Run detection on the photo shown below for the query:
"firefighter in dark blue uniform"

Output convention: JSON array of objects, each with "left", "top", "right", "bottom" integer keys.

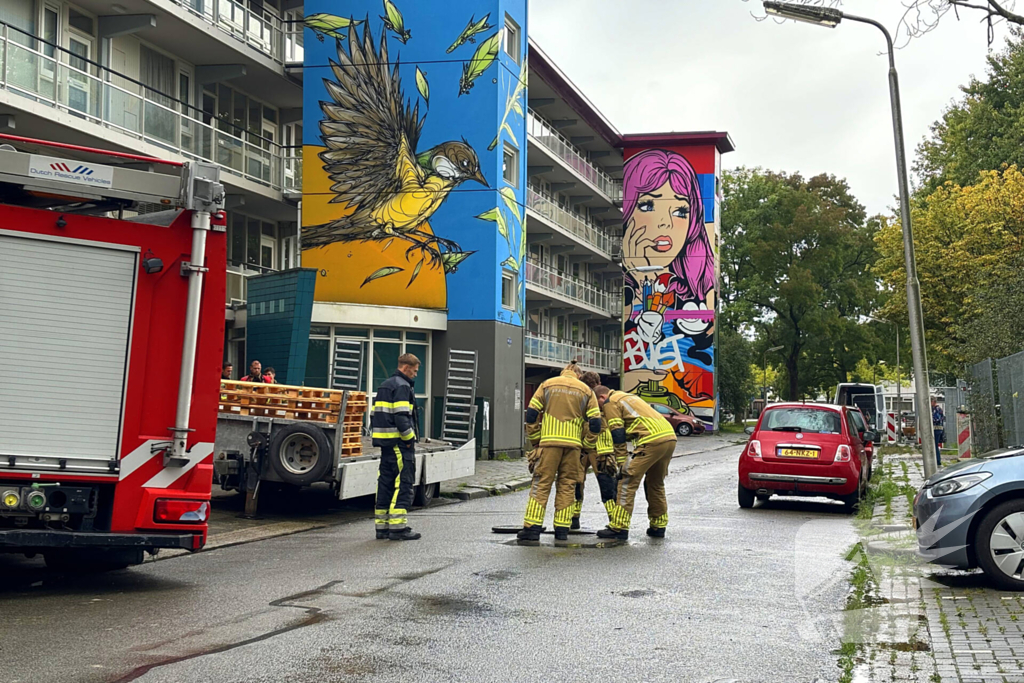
[{"left": 372, "top": 353, "right": 422, "bottom": 541}]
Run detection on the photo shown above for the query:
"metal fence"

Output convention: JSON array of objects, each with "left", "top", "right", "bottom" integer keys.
[{"left": 969, "top": 353, "right": 1024, "bottom": 453}]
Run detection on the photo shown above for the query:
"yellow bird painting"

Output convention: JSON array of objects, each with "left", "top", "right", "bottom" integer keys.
[{"left": 303, "top": 23, "right": 488, "bottom": 267}]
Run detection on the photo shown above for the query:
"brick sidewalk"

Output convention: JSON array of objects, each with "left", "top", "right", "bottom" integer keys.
[{"left": 849, "top": 452, "right": 1024, "bottom": 683}]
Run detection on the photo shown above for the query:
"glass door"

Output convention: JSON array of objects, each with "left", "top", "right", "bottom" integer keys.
[
  {"left": 179, "top": 69, "right": 194, "bottom": 154},
  {"left": 38, "top": 4, "right": 59, "bottom": 100},
  {"left": 66, "top": 35, "right": 92, "bottom": 117}
]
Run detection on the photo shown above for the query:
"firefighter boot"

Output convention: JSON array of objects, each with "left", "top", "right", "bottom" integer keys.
[
  {"left": 376, "top": 530, "right": 389, "bottom": 540},
  {"left": 646, "top": 527, "right": 666, "bottom": 538},
  {"left": 554, "top": 527, "right": 569, "bottom": 541},
  {"left": 517, "top": 525, "right": 543, "bottom": 542},
  {"left": 570, "top": 517, "right": 581, "bottom": 530},
  {"left": 596, "top": 526, "right": 629, "bottom": 540},
  {"left": 389, "top": 528, "right": 422, "bottom": 541}
]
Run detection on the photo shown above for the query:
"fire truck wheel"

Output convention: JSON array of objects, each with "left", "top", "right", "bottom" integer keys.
[
  {"left": 44, "top": 549, "right": 144, "bottom": 572},
  {"left": 268, "top": 424, "right": 332, "bottom": 486}
]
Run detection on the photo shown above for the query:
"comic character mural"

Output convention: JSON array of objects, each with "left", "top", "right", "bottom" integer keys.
[
  {"left": 300, "top": 0, "right": 527, "bottom": 322},
  {"left": 621, "top": 146, "right": 720, "bottom": 426}
]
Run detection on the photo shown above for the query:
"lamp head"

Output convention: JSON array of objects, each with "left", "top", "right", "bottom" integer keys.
[{"left": 763, "top": 1, "right": 842, "bottom": 28}]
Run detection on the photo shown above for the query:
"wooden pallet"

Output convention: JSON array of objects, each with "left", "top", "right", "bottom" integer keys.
[{"left": 219, "top": 380, "right": 367, "bottom": 427}]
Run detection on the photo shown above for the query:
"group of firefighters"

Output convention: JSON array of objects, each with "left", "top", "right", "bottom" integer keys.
[
  {"left": 520, "top": 362, "right": 677, "bottom": 542},
  {"left": 368, "top": 355, "right": 678, "bottom": 543}
]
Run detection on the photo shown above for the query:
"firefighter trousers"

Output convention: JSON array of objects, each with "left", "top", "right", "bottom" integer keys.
[
  {"left": 524, "top": 445, "right": 581, "bottom": 529},
  {"left": 607, "top": 439, "right": 675, "bottom": 531},
  {"left": 375, "top": 444, "right": 416, "bottom": 530},
  {"left": 574, "top": 450, "right": 618, "bottom": 522}
]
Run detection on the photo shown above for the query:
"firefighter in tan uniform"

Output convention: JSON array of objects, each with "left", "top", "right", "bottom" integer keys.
[
  {"left": 519, "top": 364, "right": 602, "bottom": 542},
  {"left": 594, "top": 386, "right": 677, "bottom": 540},
  {"left": 573, "top": 372, "right": 620, "bottom": 528}
]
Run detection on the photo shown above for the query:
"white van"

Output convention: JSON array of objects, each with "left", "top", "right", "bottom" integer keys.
[{"left": 833, "top": 383, "right": 885, "bottom": 442}]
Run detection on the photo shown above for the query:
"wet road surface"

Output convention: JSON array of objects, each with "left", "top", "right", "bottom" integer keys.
[{"left": 1, "top": 440, "right": 858, "bottom": 683}]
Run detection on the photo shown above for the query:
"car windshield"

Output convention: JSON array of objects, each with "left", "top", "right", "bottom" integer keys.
[
  {"left": 651, "top": 404, "right": 671, "bottom": 415},
  {"left": 762, "top": 408, "right": 841, "bottom": 434}
]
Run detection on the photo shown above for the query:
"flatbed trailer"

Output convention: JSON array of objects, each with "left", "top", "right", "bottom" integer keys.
[{"left": 213, "top": 411, "right": 475, "bottom": 510}]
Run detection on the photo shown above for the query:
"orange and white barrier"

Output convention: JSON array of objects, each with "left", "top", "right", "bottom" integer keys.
[
  {"left": 886, "top": 412, "right": 899, "bottom": 443},
  {"left": 957, "top": 412, "right": 972, "bottom": 459}
]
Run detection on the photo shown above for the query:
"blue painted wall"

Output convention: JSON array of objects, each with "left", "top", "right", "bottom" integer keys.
[
  {"left": 246, "top": 269, "right": 318, "bottom": 385},
  {"left": 301, "top": 0, "right": 527, "bottom": 325}
]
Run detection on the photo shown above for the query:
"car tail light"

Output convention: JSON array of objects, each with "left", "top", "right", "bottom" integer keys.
[
  {"left": 747, "top": 440, "right": 762, "bottom": 458},
  {"left": 835, "top": 445, "right": 853, "bottom": 462},
  {"left": 155, "top": 499, "right": 209, "bottom": 524}
]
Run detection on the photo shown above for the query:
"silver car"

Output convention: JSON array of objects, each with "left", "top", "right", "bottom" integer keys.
[{"left": 914, "top": 446, "right": 1024, "bottom": 590}]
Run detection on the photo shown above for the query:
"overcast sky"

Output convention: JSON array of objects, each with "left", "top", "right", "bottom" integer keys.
[{"left": 530, "top": 0, "right": 1011, "bottom": 216}]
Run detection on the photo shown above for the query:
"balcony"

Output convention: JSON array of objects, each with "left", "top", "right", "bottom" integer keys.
[
  {"left": 525, "top": 332, "right": 619, "bottom": 375},
  {"left": 170, "top": 0, "right": 302, "bottom": 66},
  {"left": 527, "top": 110, "right": 622, "bottom": 204},
  {"left": 526, "top": 186, "right": 616, "bottom": 259},
  {"left": 225, "top": 261, "right": 277, "bottom": 306},
  {"left": 525, "top": 259, "right": 618, "bottom": 318},
  {"left": 0, "top": 24, "right": 300, "bottom": 195}
]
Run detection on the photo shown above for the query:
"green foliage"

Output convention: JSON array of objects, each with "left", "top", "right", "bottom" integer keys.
[
  {"left": 717, "top": 326, "right": 755, "bottom": 420},
  {"left": 875, "top": 167, "right": 1024, "bottom": 369},
  {"left": 916, "top": 29, "right": 1024, "bottom": 193},
  {"left": 721, "top": 168, "right": 881, "bottom": 400}
]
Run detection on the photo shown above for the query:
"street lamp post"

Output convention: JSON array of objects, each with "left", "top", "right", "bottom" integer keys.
[
  {"left": 763, "top": 345, "right": 784, "bottom": 413},
  {"left": 762, "top": 1, "right": 937, "bottom": 478}
]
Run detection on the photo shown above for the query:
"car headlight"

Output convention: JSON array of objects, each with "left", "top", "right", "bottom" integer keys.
[{"left": 931, "top": 472, "right": 992, "bottom": 497}]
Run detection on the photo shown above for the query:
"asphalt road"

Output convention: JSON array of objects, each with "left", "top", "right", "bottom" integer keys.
[{"left": 0, "top": 439, "right": 858, "bottom": 683}]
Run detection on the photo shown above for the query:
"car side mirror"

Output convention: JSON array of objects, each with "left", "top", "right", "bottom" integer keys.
[
  {"left": 744, "top": 426, "right": 755, "bottom": 435},
  {"left": 862, "top": 431, "right": 877, "bottom": 443}
]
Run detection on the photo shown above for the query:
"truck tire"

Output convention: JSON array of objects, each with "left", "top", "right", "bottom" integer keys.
[
  {"left": 414, "top": 481, "right": 439, "bottom": 507},
  {"left": 268, "top": 424, "right": 332, "bottom": 486}
]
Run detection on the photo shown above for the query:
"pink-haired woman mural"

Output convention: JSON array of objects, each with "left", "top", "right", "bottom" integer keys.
[{"left": 621, "top": 149, "right": 715, "bottom": 408}]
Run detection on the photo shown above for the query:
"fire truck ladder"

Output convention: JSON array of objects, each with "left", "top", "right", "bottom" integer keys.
[{"left": 440, "top": 349, "right": 478, "bottom": 446}]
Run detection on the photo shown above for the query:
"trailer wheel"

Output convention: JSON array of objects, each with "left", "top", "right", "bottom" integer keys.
[
  {"left": 414, "top": 481, "right": 439, "bottom": 507},
  {"left": 268, "top": 424, "right": 332, "bottom": 486}
]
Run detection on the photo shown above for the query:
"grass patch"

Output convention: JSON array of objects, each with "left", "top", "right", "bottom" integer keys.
[{"left": 718, "top": 422, "right": 749, "bottom": 435}]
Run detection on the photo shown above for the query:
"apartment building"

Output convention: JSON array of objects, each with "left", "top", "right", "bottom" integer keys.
[
  {"left": 1, "top": 0, "right": 727, "bottom": 453},
  {"left": 0, "top": 0, "right": 303, "bottom": 373}
]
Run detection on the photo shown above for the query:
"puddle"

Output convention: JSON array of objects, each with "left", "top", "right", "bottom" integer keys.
[
  {"left": 474, "top": 569, "right": 518, "bottom": 581},
  {"left": 617, "top": 589, "right": 656, "bottom": 598}
]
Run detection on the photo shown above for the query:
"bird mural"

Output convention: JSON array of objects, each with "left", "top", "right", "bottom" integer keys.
[{"left": 303, "top": 23, "right": 488, "bottom": 271}]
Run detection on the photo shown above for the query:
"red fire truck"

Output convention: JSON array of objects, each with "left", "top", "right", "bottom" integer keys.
[{"left": 0, "top": 135, "right": 225, "bottom": 570}]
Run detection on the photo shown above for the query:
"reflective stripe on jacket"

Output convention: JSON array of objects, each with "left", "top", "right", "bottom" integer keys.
[
  {"left": 526, "top": 369, "right": 600, "bottom": 448},
  {"left": 371, "top": 371, "right": 418, "bottom": 447}
]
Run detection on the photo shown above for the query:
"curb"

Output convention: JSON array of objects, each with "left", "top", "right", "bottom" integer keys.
[
  {"left": 865, "top": 532, "right": 919, "bottom": 559},
  {"left": 453, "top": 487, "right": 491, "bottom": 500}
]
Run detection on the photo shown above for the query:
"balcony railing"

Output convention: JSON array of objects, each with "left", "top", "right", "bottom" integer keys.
[
  {"left": 525, "top": 332, "right": 620, "bottom": 374},
  {"left": 525, "top": 259, "right": 618, "bottom": 317},
  {"left": 226, "top": 260, "right": 278, "bottom": 305},
  {"left": 0, "top": 24, "right": 299, "bottom": 194},
  {"left": 527, "top": 110, "right": 622, "bottom": 202},
  {"left": 526, "top": 186, "right": 616, "bottom": 258},
  {"left": 172, "top": 0, "right": 298, "bottom": 65}
]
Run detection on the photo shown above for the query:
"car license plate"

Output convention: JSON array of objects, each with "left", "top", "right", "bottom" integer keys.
[{"left": 778, "top": 448, "right": 818, "bottom": 459}]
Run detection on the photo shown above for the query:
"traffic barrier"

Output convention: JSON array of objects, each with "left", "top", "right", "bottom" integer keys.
[
  {"left": 957, "top": 412, "right": 972, "bottom": 459},
  {"left": 886, "top": 412, "right": 899, "bottom": 443}
]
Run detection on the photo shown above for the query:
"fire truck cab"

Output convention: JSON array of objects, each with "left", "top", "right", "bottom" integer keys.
[{"left": 0, "top": 135, "right": 225, "bottom": 570}]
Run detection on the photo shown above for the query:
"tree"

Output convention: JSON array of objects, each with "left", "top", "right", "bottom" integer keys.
[
  {"left": 748, "top": 1, "right": 1024, "bottom": 45},
  {"left": 875, "top": 166, "right": 1024, "bottom": 370},
  {"left": 721, "top": 169, "right": 880, "bottom": 400},
  {"left": 916, "top": 30, "right": 1024, "bottom": 193},
  {"left": 718, "top": 326, "right": 755, "bottom": 421}
]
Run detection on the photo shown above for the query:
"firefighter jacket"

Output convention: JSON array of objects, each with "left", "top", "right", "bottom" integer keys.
[
  {"left": 525, "top": 369, "right": 601, "bottom": 448},
  {"left": 371, "top": 371, "right": 418, "bottom": 448},
  {"left": 601, "top": 390, "right": 676, "bottom": 461}
]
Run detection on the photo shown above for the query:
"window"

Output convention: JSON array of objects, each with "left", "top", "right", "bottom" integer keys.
[
  {"left": 502, "top": 142, "right": 519, "bottom": 187},
  {"left": 763, "top": 408, "right": 841, "bottom": 434},
  {"left": 651, "top": 403, "right": 672, "bottom": 415},
  {"left": 503, "top": 14, "right": 520, "bottom": 63},
  {"left": 501, "top": 270, "right": 515, "bottom": 310}
]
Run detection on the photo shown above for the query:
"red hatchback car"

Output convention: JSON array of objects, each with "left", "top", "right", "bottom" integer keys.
[{"left": 738, "top": 403, "right": 875, "bottom": 512}]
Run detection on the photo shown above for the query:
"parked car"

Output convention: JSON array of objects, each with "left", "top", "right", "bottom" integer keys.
[
  {"left": 834, "top": 383, "right": 885, "bottom": 442},
  {"left": 913, "top": 446, "right": 1024, "bottom": 591},
  {"left": 648, "top": 402, "right": 706, "bottom": 437},
  {"left": 738, "top": 403, "right": 875, "bottom": 512}
]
